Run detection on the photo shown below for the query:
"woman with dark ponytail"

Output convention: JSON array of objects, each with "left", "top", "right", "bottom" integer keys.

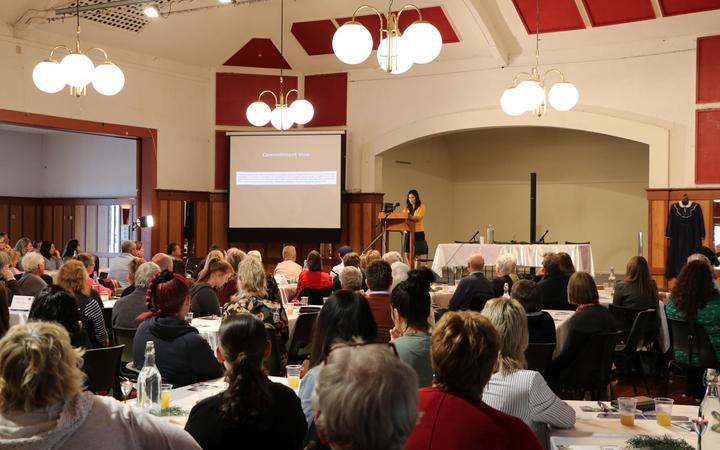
[{"left": 185, "top": 314, "right": 306, "bottom": 449}]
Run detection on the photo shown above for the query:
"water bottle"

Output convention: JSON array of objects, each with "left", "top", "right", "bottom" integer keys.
[
  {"left": 503, "top": 283, "right": 510, "bottom": 299},
  {"left": 137, "top": 341, "right": 162, "bottom": 415},
  {"left": 303, "top": 259, "right": 308, "bottom": 270},
  {"left": 700, "top": 369, "right": 719, "bottom": 446},
  {"left": 486, "top": 224, "right": 494, "bottom": 244},
  {"left": 607, "top": 267, "right": 616, "bottom": 294}
]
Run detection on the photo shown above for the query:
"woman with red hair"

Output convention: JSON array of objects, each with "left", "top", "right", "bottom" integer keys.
[{"left": 132, "top": 270, "right": 222, "bottom": 387}]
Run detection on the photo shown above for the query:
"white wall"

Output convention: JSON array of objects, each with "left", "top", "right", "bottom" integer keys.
[{"left": 0, "top": 129, "right": 136, "bottom": 197}]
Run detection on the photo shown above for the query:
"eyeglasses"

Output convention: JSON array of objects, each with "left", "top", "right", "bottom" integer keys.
[{"left": 323, "top": 341, "right": 398, "bottom": 365}]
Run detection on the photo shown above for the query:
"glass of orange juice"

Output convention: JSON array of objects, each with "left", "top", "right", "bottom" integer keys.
[
  {"left": 287, "top": 364, "right": 301, "bottom": 390},
  {"left": 654, "top": 397, "right": 673, "bottom": 426},
  {"left": 286, "top": 304, "right": 294, "bottom": 315},
  {"left": 161, "top": 383, "right": 172, "bottom": 409},
  {"left": 618, "top": 397, "right": 637, "bottom": 426}
]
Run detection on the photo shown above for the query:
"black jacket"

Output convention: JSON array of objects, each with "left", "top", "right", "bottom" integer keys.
[
  {"left": 185, "top": 382, "right": 306, "bottom": 450},
  {"left": 527, "top": 311, "right": 556, "bottom": 344},
  {"left": 538, "top": 272, "right": 574, "bottom": 310},
  {"left": 133, "top": 315, "right": 223, "bottom": 387},
  {"left": 448, "top": 272, "right": 494, "bottom": 311},
  {"left": 190, "top": 282, "right": 222, "bottom": 317},
  {"left": 612, "top": 280, "right": 659, "bottom": 311}
]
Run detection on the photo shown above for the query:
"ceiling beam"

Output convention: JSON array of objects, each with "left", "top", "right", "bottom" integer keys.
[
  {"left": 573, "top": 0, "right": 593, "bottom": 28},
  {"left": 463, "top": 0, "right": 520, "bottom": 67}
]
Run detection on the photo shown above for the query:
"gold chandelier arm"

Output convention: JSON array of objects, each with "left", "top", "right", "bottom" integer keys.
[
  {"left": 285, "top": 89, "right": 300, "bottom": 102},
  {"left": 86, "top": 47, "right": 110, "bottom": 61},
  {"left": 48, "top": 45, "right": 71, "bottom": 60},
  {"left": 351, "top": 5, "right": 384, "bottom": 32},
  {"left": 511, "top": 71, "right": 533, "bottom": 86},
  {"left": 258, "top": 90, "right": 279, "bottom": 105},
  {"left": 543, "top": 68, "right": 566, "bottom": 83},
  {"left": 396, "top": 4, "right": 423, "bottom": 27}
]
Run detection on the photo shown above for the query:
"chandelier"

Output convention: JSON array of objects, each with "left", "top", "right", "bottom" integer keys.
[
  {"left": 332, "top": 2, "right": 442, "bottom": 74},
  {"left": 245, "top": 0, "right": 314, "bottom": 130},
  {"left": 32, "top": 2, "right": 125, "bottom": 97},
  {"left": 500, "top": 0, "right": 578, "bottom": 116}
]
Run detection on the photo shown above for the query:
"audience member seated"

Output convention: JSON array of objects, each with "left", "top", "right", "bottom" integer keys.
[
  {"left": 132, "top": 240, "right": 145, "bottom": 259},
  {"left": 311, "top": 343, "right": 418, "bottom": 450},
  {"left": 151, "top": 252, "right": 173, "bottom": 272},
  {"left": 134, "top": 270, "right": 222, "bottom": 387},
  {"left": 16, "top": 252, "right": 46, "bottom": 298},
  {"left": 491, "top": 253, "right": 518, "bottom": 297},
  {"left": 216, "top": 248, "right": 246, "bottom": 307},
  {"left": 0, "top": 282, "right": 8, "bottom": 338},
  {"left": 448, "top": 254, "right": 494, "bottom": 311},
  {"left": 332, "top": 252, "right": 362, "bottom": 291},
  {"left": 294, "top": 250, "right": 332, "bottom": 301},
  {"left": 665, "top": 260, "right": 720, "bottom": 366},
  {"left": 191, "top": 254, "right": 232, "bottom": 317},
  {"left": 75, "top": 253, "right": 113, "bottom": 298},
  {"left": 391, "top": 261, "right": 410, "bottom": 290},
  {"left": 383, "top": 251, "right": 403, "bottom": 265},
  {"left": 548, "top": 272, "right": 616, "bottom": 383},
  {"left": 405, "top": 311, "right": 542, "bottom": 450},
  {"left": 223, "top": 256, "right": 289, "bottom": 346},
  {"left": 167, "top": 242, "right": 185, "bottom": 274},
  {"left": 338, "top": 266, "right": 362, "bottom": 291},
  {"left": 512, "top": 280, "right": 555, "bottom": 343},
  {"left": 0, "top": 232, "right": 6, "bottom": 251},
  {"left": 612, "top": 256, "right": 659, "bottom": 310},
  {"left": 56, "top": 260, "right": 108, "bottom": 348},
  {"left": 185, "top": 314, "right": 306, "bottom": 448},
  {"left": 298, "top": 290, "right": 377, "bottom": 426},
  {"left": 39, "top": 240, "right": 63, "bottom": 271},
  {"left": 119, "top": 257, "right": 143, "bottom": 298},
  {"left": 28, "top": 285, "right": 89, "bottom": 347},
  {"left": 4, "top": 249, "right": 21, "bottom": 276},
  {"left": 192, "top": 247, "right": 226, "bottom": 280},
  {"left": 13, "top": 237, "right": 33, "bottom": 271},
  {"left": 538, "top": 253, "right": 574, "bottom": 310},
  {"left": 247, "top": 251, "right": 280, "bottom": 303},
  {"left": 61, "top": 239, "right": 80, "bottom": 262},
  {"left": 108, "top": 240, "right": 137, "bottom": 288},
  {"left": 274, "top": 245, "right": 303, "bottom": 283},
  {"left": 0, "top": 252, "right": 20, "bottom": 299},
  {"left": 391, "top": 277, "right": 433, "bottom": 387},
  {"left": 365, "top": 260, "right": 395, "bottom": 342},
  {"left": 330, "top": 245, "right": 353, "bottom": 279},
  {"left": 0, "top": 322, "right": 201, "bottom": 449},
  {"left": 481, "top": 297, "right": 575, "bottom": 441},
  {"left": 361, "top": 249, "right": 382, "bottom": 272},
  {"left": 558, "top": 252, "right": 576, "bottom": 274},
  {"left": 112, "top": 262, "right": 161, "bottom": 329}
]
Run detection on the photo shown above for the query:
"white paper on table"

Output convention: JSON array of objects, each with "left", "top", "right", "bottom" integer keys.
[{"left": 9, "top": 295, "right": 34, "bottom": 312}]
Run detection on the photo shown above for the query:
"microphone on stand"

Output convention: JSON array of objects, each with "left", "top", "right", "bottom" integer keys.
[
  {"left": 392, "top": 202, "right": 400, "bottom": 211},
  {"left": 537, "top": 229, "right": 549, "bottom": 244},
  {"left": 470, "top": 230, "right": 480, "bottom": 242}
]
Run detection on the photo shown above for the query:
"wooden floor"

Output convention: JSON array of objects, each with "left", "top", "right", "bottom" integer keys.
[{"left": 606, "top": 373, "right": 702, "bottom": 407}]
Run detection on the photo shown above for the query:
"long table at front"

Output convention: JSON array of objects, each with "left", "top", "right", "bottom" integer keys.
[{"left": 431, "top": 243, "right": 595, "bottom": 276}]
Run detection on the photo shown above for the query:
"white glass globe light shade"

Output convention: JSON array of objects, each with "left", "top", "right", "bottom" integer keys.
[
  {"left": 32, "top": 60, "right": 65, "bottom": 93},
  {"left": 376, "top": 35, "right": 413, "bottom": 74},
  {"left": 246, "top": 101, "right": 272, "bottom": 126},
  {"left": 60, "top": 53, "right": 95, "bottom": 88},
  {"left": 403, "top": 21, "right": 442, "bottom": 64},
  {"left": 500, "top": 88, "right": 525, "bottom": 116},
  {"left": 270, "top": 106, "right": 294, "bottom": 130},
  {"left": 332, "top": 21, "right": 373, "bottom": 65},
  {"left": 515, "top": 80, "right": 545, "bottom": 111},
  {"left": 289, "top": 99, "right": 314, "bottom": 125},
  {"left": 91, "top": 62, "right": 125, "bottom": 96},
  {"left": 548, "top": 82, "right": 579, "bottom": 111}
]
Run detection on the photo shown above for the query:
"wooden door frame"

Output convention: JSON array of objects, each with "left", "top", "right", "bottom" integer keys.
[{"left": 0, "top": 108, "right": 158, "bottom": 258}]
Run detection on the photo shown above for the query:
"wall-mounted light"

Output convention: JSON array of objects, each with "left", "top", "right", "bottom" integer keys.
[
  {"left": 143, "top": 4, "right": 159, "bottom": 18},
  {"left": 132, "top": 215, "right": 154, "bottom": 230}
]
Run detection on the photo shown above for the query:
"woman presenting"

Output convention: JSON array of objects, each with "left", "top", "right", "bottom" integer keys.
[{"left": 403, "top": 189, "right": 428, "bottom": 268}]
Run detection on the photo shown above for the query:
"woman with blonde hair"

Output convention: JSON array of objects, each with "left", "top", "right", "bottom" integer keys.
[
  {"left": 215, "top": 248, "right": 247, "bottom": 307},
  {"left": 191, "top": 253, "right": 233, "bottom": 317},
  {"left": 119, "top": 256, "right": 144, "bottom": 298},
  {"left": 56, "top": 260, "right": 108, "bottom": 348},
  {"left": 0, "top": 322, "right": 201, "bottom": 448},
  {"left": 481, "top": 297, "right": 575, "bottom": 441}
]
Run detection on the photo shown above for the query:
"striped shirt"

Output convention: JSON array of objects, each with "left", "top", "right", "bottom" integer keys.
[
  {"left": 482, "top": 369, "right": 575, "bottom": 443},
  {"left": 81, "top": 295, "right": 108, "bottom": 347}
]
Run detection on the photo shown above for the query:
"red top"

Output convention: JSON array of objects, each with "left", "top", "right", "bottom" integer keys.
[
  {"left": 364, "top": 292, "right": 393, "bottom": 343},
  {"left": 293, "top": 270, "right": 332, "bottom": 301},
  {"left": 406, "top": 387, "right": 542, "bottom": 450}
]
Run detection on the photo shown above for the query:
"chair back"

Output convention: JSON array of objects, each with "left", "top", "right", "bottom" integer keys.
[
  {"left": 185, "top": 257, "right": 204, "bottom": 276},
  {"left": 468, "top": 294, "right": 490, "bottom": 312},
  {"left": 287, "top": 312, "right": 318, "bottom": 365},
  {"left": 560, "top": 331, "right": 621, "bottom": 399},
  {"left": 609, "top": 304, "right": 643, "bottom": 334},
  {"left": 298, "top": 288, "right": 332, "bottom": 306},
  {"left": 621, "top": 310, "right": 658, "bottom": 355},
  {"left": 264, "top": 325, "right": 285, "bottom": 377},
  {"left": 434, "top": 307, "right": 448, "bottom": 323},
  {"left": 667, "top": 318, "right": 720, "bottom": 369},
  {"left": 525, "top": 342, "right": 556, "bottom": 377},
  {"left": 83, "top": 344, "right": 124, "bottom": 400},
  {"left": 102, "top": 307, "right": 113, "bottom": 345},
  {"left": 113, "top": 327, "right": 137, "bottom": 364}
]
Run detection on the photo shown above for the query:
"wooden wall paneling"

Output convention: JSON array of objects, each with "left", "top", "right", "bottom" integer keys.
[
  {"left": 41, "top": 205, "right": 52, "bottom": 242},
  {"left": 168, "top": 200, "right": 184, "bottom": 246},
  {"left": 97, "top": 205, "right": 109, "bottom": 255},
  {"left": 62, "top": 205, "right": 74, "bottom": 245},
  {"left": 9, "top": 204, "right": 22, "bottom": 242},
  {"left": 0, "top": 203, "right": 8, "bottom": 235},
  {"left": 361, "top": 202, "right": 376, "bottom": 250},
  {"left": 649, "top": 200, "right": 668, "bottom": 270},
  {"left": 348, "top": 202, "right": 362, "bottom": 253},
  {"left": 74, "top": 205, "right": 85, "bottom": 250},
  {"left": 158, "top": 200, "right": 169, "bottom": 254},
  {"left": 22, "top": 205, "right": 37, "bottom": 240},
  {"left": 52, "top": 205, "right": 63, "bottom": 248},
  {"left": 697, "top": 199, "right": 713, "bottom": 248},
  {"left": 194, "top": 200, "right": 209, "bottom": 257},
  {"left": 85, "top": 206, "right": 98, "bottom": 252},
  {"left": 209, "top": 195, "right": 228, "bottom": 250}
]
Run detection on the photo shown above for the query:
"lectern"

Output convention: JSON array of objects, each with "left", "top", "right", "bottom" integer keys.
[{"left": 377, "top": 212, "right": 416, "bottom": 263}]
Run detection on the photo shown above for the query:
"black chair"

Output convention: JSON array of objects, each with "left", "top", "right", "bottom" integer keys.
[
  {"left": 614, "top": 310, "right": 658, "bottom": 396},
  {"left": 525, "top": 343, "right": 556, "bottom": 377},
  {"left": 434, "top": 307, "right": 448, "bottom": 323},
  {"left": 113, "top": 327, "right": 137, "bottom": 365},
  {"left": 555, "top": 331, "right": 621, "bottom": 400},
  {"left": 287, "top": 312, "right": 318, "bottom": 365},
  {"left": 468, "top": 294, "right": 491, "bottom": 312},
  {"left": 102, "top": 307, "right": 113, "bottom": 345},
  {"left": 297, "top": 288, "right": 332, "bottom": 306},
  {"left": 83, "top": 344, "right": 125, "bottom": 400},
  {"left": 665, "top": 317, "right": 720, "bottom": 396},
  {"left": 265, "top": 325, "right": 285, "bottom": 377},
  {"left": 609, "top": 304, "right": 646, "bottom": 342}
]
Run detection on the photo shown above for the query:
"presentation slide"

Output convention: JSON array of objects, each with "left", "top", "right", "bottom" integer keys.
[{"left": 229, "top": 133, "right": 342, "bottom": 232}]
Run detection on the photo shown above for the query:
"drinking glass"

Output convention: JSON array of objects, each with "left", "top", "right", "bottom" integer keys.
[
  {"left": 287, "top": 364, "right": 301, "bottom": 390},
  {"left": 286, "top": 304, "right": 294, "bottom": 315},
  {"left": 618, "top": 397, "right": 637, "bottom": 426},
  {"left": 161, "top": 383, "right": 172, "bottom": 409},
  {"left": 120, "top": 378, "right": 133, "bottom": 401},
  {"left": 654, "top": 397, "right": 673, "bottom": 426},
  {"left": 300, "top": 296, "right": 309, "bottom": 307},
  {"left": 185, "top": 312, "right": 193, "bottom": 324}
]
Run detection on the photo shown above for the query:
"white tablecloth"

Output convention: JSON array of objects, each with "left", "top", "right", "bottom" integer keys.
[
  {"left": 190, "top": 313, "right": 300, "bottom": 352},
  {"left": 430, "top": 285, "right": 456, "bottom": 308},
  {"left": 431, "top": 243, "right": 594, "bottom": 276}
]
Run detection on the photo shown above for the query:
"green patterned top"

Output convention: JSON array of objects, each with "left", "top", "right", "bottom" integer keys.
[{"left": 665, "top": 294, "right": 720, "bottom": 366}]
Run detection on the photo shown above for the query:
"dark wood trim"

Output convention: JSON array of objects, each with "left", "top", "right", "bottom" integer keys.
[
  {"left": 645, "top": 189, "right": 669, "bottom": 200},
  {"left": 157, "top": 190, "right": 212, "bottom": 202},
  {"left": 0, "top": 197, "right": 135, "bottom": 205},
  {"left": 343, "top": 192, "right": 384, "bottom": 203}
]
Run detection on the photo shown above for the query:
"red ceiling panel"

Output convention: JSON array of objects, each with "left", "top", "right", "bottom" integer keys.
[
  {"left": 335, "top": 14, "right": 386, "bottom": 49},
  {"left": 659, "top": 0, "right": 720, "bottom": 16},
  {"left": 695, "top": 109, "right": 720, "bottom": 184},
  {"left": 215, "top": 73, "right": 298, "bottom": 127},
  {"left": 304, "top": 72, "right": 347, "bottom": 127},
  {"left": 223, "top": 38, "right": 291, "bottom": 69},
  {"left": 697, "top": 35, "right": 720, "bottom": 103},
  {"left": 582, "top": 0, "right": 656, "bottom": 26},
  {"left": 292, "top": 20, "right": 337, "bottom": 56},
  {"left": 215, "top": 130, "right": 230, "bottom": 190},
  {"left": 512, "top": 0, "right": 585, "bottom": 33}
]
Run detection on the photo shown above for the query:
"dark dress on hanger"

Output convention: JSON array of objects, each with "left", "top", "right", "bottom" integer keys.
[{"left": 665, "top": 202, "right": 705, "bottom": 279}]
